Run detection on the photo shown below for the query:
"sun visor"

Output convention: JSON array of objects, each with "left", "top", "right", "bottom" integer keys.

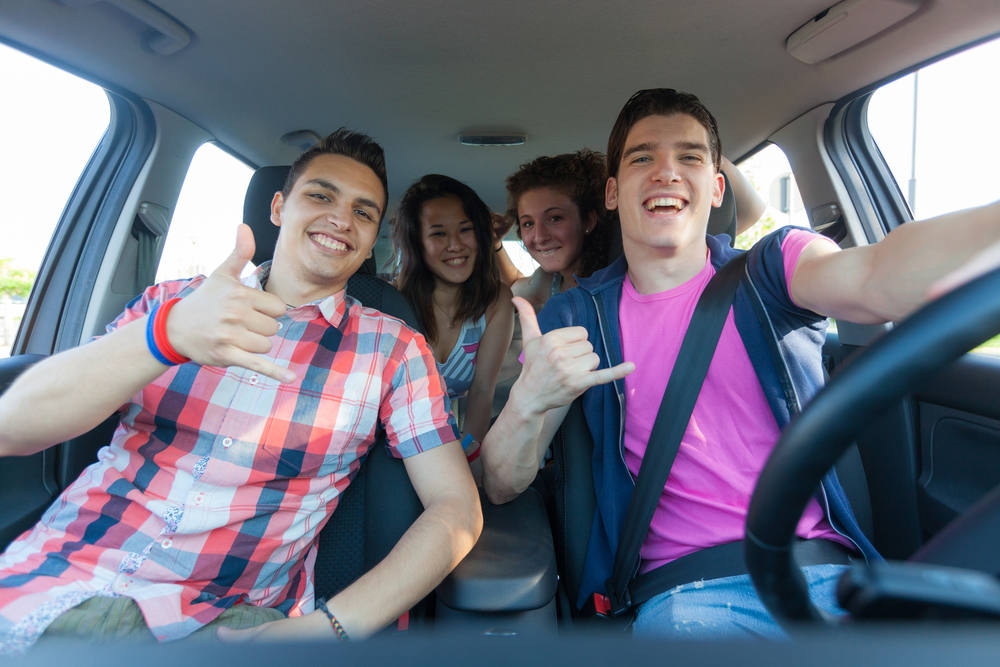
[{"left": 787, "top": 0, "right": 922, "bottom": 65}]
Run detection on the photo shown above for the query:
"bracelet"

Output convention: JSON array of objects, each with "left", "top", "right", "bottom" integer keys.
[
  {"left": 494, "top": 244, "right": 503, "bottom": 253},
  {"left": 146, "top": 298, "right": 190, "bottom": 366},
  {"left": 315, "top": 598, "right": 350, "bottom": 641},
  {"left": 461, "top": 433, "right": 481, "bottom": 463}
]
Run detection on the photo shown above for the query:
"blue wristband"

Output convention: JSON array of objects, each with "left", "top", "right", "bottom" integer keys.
[
  {"left": 145, "top": 302, "right": 177, "bottom": 366},
  {"left": 461, "top": 433, "right": 474, "bottom": 451}
]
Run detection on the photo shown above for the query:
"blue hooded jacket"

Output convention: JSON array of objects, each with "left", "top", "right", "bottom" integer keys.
[{"left": 536, "top": 229, "right": 881, "bottom": 609}]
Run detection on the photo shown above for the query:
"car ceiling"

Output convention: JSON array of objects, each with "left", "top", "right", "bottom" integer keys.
[{"left": 2, "top": 0, "right": 1000, "bottom": 226}]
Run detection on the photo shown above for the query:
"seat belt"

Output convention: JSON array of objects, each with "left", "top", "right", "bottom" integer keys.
[{"left": 602, "top": 252, "right": 748, "bottom": 616}]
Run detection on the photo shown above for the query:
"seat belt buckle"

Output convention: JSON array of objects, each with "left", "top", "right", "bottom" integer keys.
[
  {"left": 593, "top": 593, "right": 611, "bottom": 617},
  {"left": 603, "top": 578, "right": 632, "bottom": 616}
]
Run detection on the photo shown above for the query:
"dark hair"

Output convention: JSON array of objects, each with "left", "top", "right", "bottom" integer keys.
[
  {"left": 282, "top": 127, "right": 389, "bottom": 221},
  {"left": 391, "top": 174, "right": 501, "bottom": 344},
  {"left": 607, "top": 89, "right": 722, "bottom": 178},
  {"left": 505, "top": 150, "right": 614, "bottom": 279}
]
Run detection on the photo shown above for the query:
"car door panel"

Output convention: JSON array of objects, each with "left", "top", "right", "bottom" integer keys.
[{"left": 914, "top": 355, "right": 1000, "bottom": 537}]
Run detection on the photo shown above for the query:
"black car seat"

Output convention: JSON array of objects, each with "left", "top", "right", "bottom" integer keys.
[
  {"left": 550, "top": 172, "right": 874, "bottom": 617},
  {"left": 242, "top": 166, "right": 430, "bottom": 629}
]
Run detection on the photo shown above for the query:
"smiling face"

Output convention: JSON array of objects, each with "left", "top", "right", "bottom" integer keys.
[
  {"left": 517, "top": 187, "right": 595, "bottom": 275},
  {"left": 269, "top": 153, "right": 383, "bottom": 299},
  {"left": 606, "top": 113, "right": 724, "bottom": 259},
  {"left": 419, "top": 195, "right": 478, "bottom": 287}
]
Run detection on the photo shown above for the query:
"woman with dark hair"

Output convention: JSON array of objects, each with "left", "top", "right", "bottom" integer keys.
[
  {"left": 504, "top": 150, "right": 765, "bottom": 311},
  {"left": 391, "top": 175, "right": 514, "bottom": 472}
]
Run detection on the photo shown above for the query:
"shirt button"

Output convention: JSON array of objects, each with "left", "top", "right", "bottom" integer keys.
[
  {"left": 194, "top": 493, "right": 205, "bottom": 505},
  {"left": 222, "top": 437, "right": 233, "bottom": 448},
  {"left": 249, "top": 375, "right": 258, "bottom": 385},
  {"left": 277, "top": 322, "right": 283, "bottom": 330},
  {"left": 162, "top": 538, "right": 173, "bottom": 550}
]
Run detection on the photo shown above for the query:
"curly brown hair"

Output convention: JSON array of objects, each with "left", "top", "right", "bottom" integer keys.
[{"left": 505, "top": 150, "right": 614, "bottom": 279}]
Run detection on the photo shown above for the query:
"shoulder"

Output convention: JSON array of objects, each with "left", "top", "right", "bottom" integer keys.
[
  {"left": 512, "top": 268, "right": 548, "bottom": 303},
  {"left": 536, "top": 287, "right": 590, "bottom": 334},
  {"left": 486, "top": 282, "right": 515, "bottom": 322},
  {"left": 107, "top": 276, "right": 206, "bottom": 332}
]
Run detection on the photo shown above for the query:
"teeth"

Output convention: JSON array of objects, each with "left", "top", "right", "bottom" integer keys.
[
  {"left": 539, "top": 249, "right": 558, "bottom": 255},
  {"left": 445, "top": 258, "right": 467, "bottom": 266},
  {"left": 312, "top": 234, "right": 348, "bottom": 251},
  {"left": 644, "top": 197, "right": 687, "bottom": 211}
]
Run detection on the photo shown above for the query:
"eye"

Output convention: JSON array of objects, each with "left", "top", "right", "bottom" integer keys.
[
  {"left": 521, "top": 220, "right": 533, "bottom": 230},
  {"left": 310, "top": 193, "right": 331, "bottom": 202},
  {"left": 631, "top": 155, "right": 652, "bottom": 164},
  {"left": 548, "top": 215, "right": 563, "bottom": 223},
  {"left": 355, "top": 209, "right": 374, "bottom": 221}
]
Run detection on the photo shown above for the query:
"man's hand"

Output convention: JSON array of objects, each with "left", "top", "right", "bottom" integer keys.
[
  {"left": 167, "top": 224, "right": 296, "bottom": 383},
  {"left": 217, "top": 611, "right": 334, "bottom": 643},
  {"left": 513, "top": 297, "right": 634, "bottom": 414}
]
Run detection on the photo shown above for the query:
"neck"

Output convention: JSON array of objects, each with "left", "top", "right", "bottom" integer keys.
[
  {"left": 557, "top": 257, "right": 583, "bottom": 290},
  {"left": 265, "top": 260, "right": 346, "bottom": 307},
  {"left": 433, "top": 280, "right": 461, "bottom": 308},
  {"left": 624, "top": 236, "right": 709, "bottom": 295}
]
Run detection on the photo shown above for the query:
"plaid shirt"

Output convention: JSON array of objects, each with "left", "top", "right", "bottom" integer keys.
[{"left": 0, "top": 263, "right": 457, "bottom": 653}]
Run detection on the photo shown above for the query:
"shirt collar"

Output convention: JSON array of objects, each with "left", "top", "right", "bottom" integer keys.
[{"left": 246, "top": 261, "right": 349, "bottom": 327}]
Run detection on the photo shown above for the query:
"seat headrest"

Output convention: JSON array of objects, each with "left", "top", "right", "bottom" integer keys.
[
  {"left": 242, "top": 166, "right": 289, "bottom": 268},
  {"left": 242, "top": 165, "right": 377, "bottom": 275}
]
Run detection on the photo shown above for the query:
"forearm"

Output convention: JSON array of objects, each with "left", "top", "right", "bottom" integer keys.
[
  {"left": 867, "top": 202, "right": 1000, "bottom": 320},
  {"left": 722, "top": 156, "right": 766, "bottom": 235},
  {"left": 494, "top": 246, "right": 525, "bottom": 287},
  {"left": 462, "top": 385, "right": 495, "bottom": 445},
  {"left": 324, "top": 490, "right": 482, "bottom": 639},
  {"left": 0, "top": 317, "right": 166, "bottom": 456},
  {"left": 480, "top": 384, "right": 549, "bottom": 504}
]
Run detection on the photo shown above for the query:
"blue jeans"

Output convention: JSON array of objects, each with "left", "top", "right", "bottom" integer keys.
[{"left": 632, "top": 564, "right": 848, "bottom": 640}]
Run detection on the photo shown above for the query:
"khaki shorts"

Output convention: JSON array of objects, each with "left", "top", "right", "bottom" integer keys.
[{"left": 38, "top": 594, "right": 284, "bottom": 646}]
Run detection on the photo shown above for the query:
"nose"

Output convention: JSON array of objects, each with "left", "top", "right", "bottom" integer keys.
[
  {"left": 533, "top": 223, "right": 551, "bottom": 245},
  {"left": 651, "top": 156, "right": 681, "bottom": 184},
  {"left": 446, "top": 231, "right": 463, "bottom": 251},
  {"left": 326, "top": 201, "right": 353, "bottom": 229}
]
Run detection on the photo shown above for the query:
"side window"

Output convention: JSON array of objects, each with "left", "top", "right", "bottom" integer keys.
[
  {"left": 735, "top": 144, "right": 809, "bottom": 251},
  {"left": 0, "top": 44, "right": 110, "bottom": 359},
  {"left": 868, "top": 37, "right": 1000, "bottom": 357},
  {"left": 156, "top": 143, "right": 254, "bottom": 282}
]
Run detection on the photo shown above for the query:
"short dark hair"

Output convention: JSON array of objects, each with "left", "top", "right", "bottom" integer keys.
[
  {"left": 390, "top": 174, "right": 501, "bottom": 344},
  {"left": 282, "top": 127, "right": 389, "bottom": 221},
  {"left": 505, "top": 150, "right": 614, "bottom": 279},
  {"left": 607, "top": 89, "right": 722, "bottom": 178}
]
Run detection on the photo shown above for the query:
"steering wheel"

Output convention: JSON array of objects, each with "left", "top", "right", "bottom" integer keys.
[{"left": 744, "top": 266, "right": 1000, "bottom": 626}]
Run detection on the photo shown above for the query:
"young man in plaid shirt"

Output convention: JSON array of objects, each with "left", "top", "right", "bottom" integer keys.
[{"left": 0, "top": 129, "right": 482, "bottom": 652}]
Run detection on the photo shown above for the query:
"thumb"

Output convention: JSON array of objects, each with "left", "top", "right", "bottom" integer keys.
[
  {"left": 512, "top": 297, "right": 541, "bottom": 342},
  {"left": 212, "top": 224, "right": 255, "bottom": 280}
]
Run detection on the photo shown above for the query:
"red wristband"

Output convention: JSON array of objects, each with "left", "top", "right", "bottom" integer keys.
[{"left": 152, "top": 298, "right": 191, "bottom": 365}]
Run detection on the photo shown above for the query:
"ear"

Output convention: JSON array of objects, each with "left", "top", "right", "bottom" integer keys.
[
  {"left": 711, "top": 171, "right": 725, "bottom": 208},
  {"left": 605, "top": 177, "right": 619, "bottom": 211},
  {"left": 270, "top": 192, "right": 284, "bottom": 227},
  {"left": 585, "top": 209, "right": 599, "bottom": 234}
]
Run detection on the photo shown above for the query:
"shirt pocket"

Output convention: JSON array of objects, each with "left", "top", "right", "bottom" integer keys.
[{"left": 260, "top": 385, "right": 367, "bottom": 477}]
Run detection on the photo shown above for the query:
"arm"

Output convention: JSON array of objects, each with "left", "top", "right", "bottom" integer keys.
[
  {"left": 461, "top": 284, "right": 515, "bottom": 478},
  {"left": 722, "top": 156, "right": 766, "bottom": 236},
  {"left": 480, "top": 298, "right": 634, "bottom": 504},
  {"left": 791, "top": 200, "right": 1000, "bottom": 324},
  {"left": 220, "top": 440, "right": 482, "bottom": 642},
  {"left": 510, "top": 268, "right": 547, "bottom": 313},
  {"left": 0, "top": 225, "right": 291, "bottom": 457},
  {"left": 492, "top": 212, "right": 525, "bottom": 286}
]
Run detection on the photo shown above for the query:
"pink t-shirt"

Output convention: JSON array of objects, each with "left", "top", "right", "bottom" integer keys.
[{"left": 619, "top": 231, "right": 851, "bottom": 573}]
